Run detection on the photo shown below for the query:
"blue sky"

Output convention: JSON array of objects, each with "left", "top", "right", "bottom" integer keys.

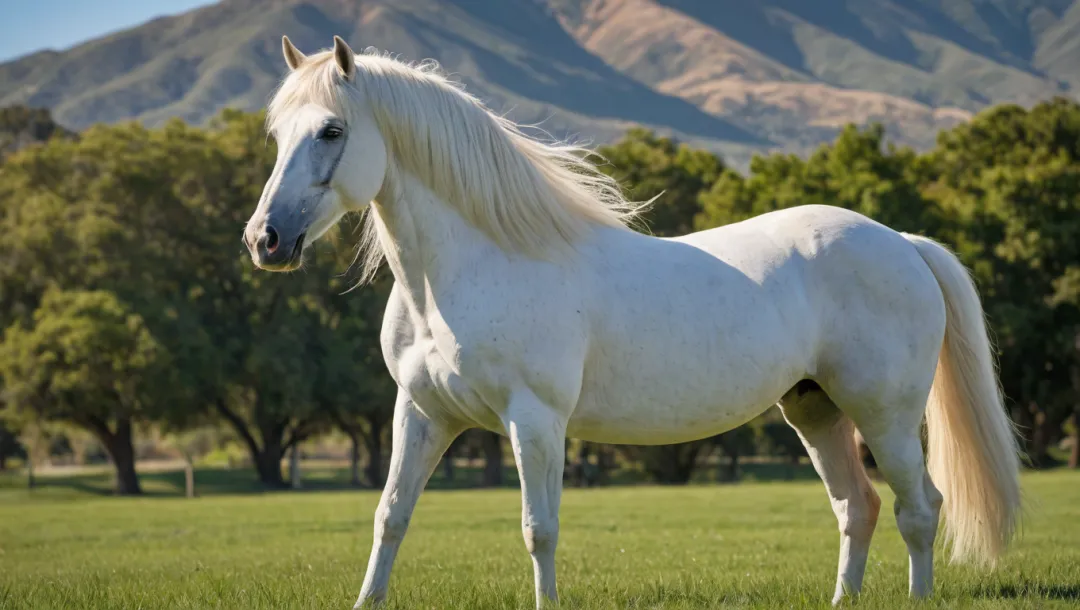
[{"left": 0, "top": 0, "right": 216, "bottom": 62}]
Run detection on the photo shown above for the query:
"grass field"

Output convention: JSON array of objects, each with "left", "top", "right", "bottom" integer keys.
[{"left": 1, "top": 469, "right": 1079, "bottom": 609}]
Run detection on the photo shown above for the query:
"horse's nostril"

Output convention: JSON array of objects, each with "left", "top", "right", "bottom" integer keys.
[{"left": 265, "top": 226, "right": 280, "bottom": 254}]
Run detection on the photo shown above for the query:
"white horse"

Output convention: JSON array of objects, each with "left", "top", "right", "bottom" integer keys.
[{"left": 242, "top": 36, "right": 1023, "bottom": 609}]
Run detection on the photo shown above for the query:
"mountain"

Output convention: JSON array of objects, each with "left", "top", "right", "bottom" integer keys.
[{"left": 0, "top": 0, "right": 1076, "bottom": 168}]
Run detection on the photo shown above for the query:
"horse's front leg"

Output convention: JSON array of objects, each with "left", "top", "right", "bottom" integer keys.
[
  {"left": 505, "top": 391, "right": 568, "bottom": 609},
  {"left": 354, "top": 390, "right": 459, "bottom": 609}
]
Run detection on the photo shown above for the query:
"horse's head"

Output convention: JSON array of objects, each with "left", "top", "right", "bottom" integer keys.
[
  {"left": 243, "top": 36, "right": 386, "bottom": 272},
  {"left": 245, "top": 36, "right": 643, "bottom": 277}
]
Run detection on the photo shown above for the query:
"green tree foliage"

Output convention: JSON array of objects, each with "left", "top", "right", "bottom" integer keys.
[
  {"left": 0, "top": 420, "right": 24, "bottom": 470},
  {"left": 0, "top": 110, "right": 396, "bottom": 488},
  {"left": 697, "top": 124, "right": 937, "bottom": 233},
  {"left": 307, "top": 221, "right": 397, "bottom": 488},
  {"left": 0, "top": 289, "right": 167, "bottom": 494},
  {"left": 714, "top": 424, "right": 760, "bottom": 483},
  {"left": 598, "top": 127, "right": 724, "bottom": 237},
  {"left": 922, "top": 98, "right": 1080, "bottom": 466},
  {"left": 0, "top": 105, "right": 74, "bottom": 160},
  {"left": 1, "top": 96, "right": 1077, "bottom": 494}
]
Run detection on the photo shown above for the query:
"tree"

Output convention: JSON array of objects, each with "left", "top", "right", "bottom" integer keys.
[
  {"left": 598, "top": 127, "right": 724, "bottom": 237},
  {"left": 762, "top": 420, "right": 808, "bottom": 480},
  {"left": 0, "top": 421, "right": 23, "bottom": 471},
  {"left": 0, "top": 289, "right": 168, "bottom": 494},
  {"left": 0, "top": 105, "right": 74, "bottom": 160},
  {"left": 713, "top": 425, "right": 759, "bottom": 483},
  {"left": 213, "top": 288, "right": 332, "bottom": 488},
  {"left": 2, "top": 97, "right": 1077, "bottom": 492},
  {"left": 615, "top": 443, "right": 706, "bottom": 485},
  {"left": 697, "top": 124, "right": 936, "bottom": 234},
  {"left": 313, "top": 244, "right": 397, "bottom": 489},
  {"left": 479, "top": 431, "right": 506, "bottom": 487},
  {"left": 0, "top": 111, "right": 329, "bottom": 488},
  {"left": 923, "top": 98, "right": 1080, "bottom": 466}
]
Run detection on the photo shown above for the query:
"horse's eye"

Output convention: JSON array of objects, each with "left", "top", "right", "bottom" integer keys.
[{"left": 322, "top": 126, "right": 343, "bottom": 140}]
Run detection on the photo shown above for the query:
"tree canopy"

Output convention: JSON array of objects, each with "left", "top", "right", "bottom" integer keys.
[{"left": 1, "top": 97, "right": 1077, "bottom": 491}]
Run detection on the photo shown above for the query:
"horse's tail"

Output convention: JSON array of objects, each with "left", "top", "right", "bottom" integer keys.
[{"left": 904, "top": 233, "right": 1023, "bottom": 566}]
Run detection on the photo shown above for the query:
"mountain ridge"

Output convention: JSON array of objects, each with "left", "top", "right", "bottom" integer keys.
[{"left": 0, "top": 0, "right": 1076, "bottom": 168}]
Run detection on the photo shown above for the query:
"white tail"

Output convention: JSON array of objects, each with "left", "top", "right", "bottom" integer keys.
[{"left": 904, "top": 234, "right": 1023, "bottom": 565}]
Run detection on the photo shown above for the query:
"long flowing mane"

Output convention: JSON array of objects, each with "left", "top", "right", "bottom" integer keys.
[{"left": 266, "top": 49, "right": 646, "bottom": 279}]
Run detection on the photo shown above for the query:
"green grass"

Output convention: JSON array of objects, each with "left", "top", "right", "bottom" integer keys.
[{"left": 1, "top": 470, "right": 1078, "bottom": 609}]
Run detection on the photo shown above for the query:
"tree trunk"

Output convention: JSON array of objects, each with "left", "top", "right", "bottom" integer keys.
[
  {"left": 1030, "top": 406, "right": 1053, "bottom": 468},
  {"left": 101, "top": 418, "right": 142, "bottom": 496},
  {"left": 787, "top": 453, "right": 800, "bottom": 480},
  {"left": 576, "top": 441, "right": 591, "bottom": 487},
  {"left": 251, "top": 420, "right": 289, "bottom": 489},
  {"left": 715, "top": 435, "right": 740, "bottom": 483},
  {"left": 481, "top": 431, "right": 504, "bottom": 487},
  {"left": 597, "top": 445, "right": 615, "bottom": 485},
  {"left": 348, "top": 431, "right": 363, "bottom": 487},
  {"left": 254, "top": 447, "right": 286, "bottom": 488},
  {"left": 442, "top": 443, "right": 455, "bottom": 483},
  {"left": 1070, "top": 407, "right": 1080, "bottom": 469},
  {"left": 644, "top": 443, "right": 704, "bottom": 484},
  {"left": 0, "top": 453, "right": 6, "bottom": 471},
  {"left": 213, "top": 400, "right": 288, "bottom": 488},
  {"left": 364, "top": 419, "right": 385, "bottom": 489},
  {"left": 27, "top": 456, "right": 34, "bottom": 490},
  {"left": 1071, "top": 365, "right": 1080, "bottom": 469},
  {"left": 289, "top": 445, "right": 302, "bottom": 489},
  {"left": 716, "top": 446, "right": 739, "bottom": 482}
]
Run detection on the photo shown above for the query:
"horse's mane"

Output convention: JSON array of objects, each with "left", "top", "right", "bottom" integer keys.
[{"left": 266, "top": 49, "right": 646, "bottom": 281}]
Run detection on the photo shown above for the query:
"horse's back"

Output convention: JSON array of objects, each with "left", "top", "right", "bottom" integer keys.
[{"left": 679, "top": 205, "right": 946, "bottom": 407}]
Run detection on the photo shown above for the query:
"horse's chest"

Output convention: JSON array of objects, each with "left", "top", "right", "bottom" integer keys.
[{"left": 388, "top": 329, "right": 509, "bottom": 432}]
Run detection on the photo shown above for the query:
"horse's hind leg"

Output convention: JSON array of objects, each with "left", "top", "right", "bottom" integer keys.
[
  {"left": 856, "top": 414, "right": 942, "bottom": 598},
  {"left": 779, "top": 382, "right": 882, "bottom": 605}
]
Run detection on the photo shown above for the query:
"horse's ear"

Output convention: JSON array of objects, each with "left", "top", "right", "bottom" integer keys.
[
  {"left": 282, "top": 35, "right": 306, "bottom": 71},
  {"left": 332, "top": 35, "right": 356, "bottom": 80}
]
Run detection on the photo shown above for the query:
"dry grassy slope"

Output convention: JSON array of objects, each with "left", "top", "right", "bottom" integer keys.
[
  {"left": 0, "top": 0, "right": 1076, "bottom": 167},
  {"left": 552, "top": 0, "right": 1077, "bottom": 153},
  {"left": 1035, "top": 0, "right": 1080, "bottom": 90}
]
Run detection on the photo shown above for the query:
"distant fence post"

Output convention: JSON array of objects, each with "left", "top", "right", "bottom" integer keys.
[{"left": 183, "top": 452, "right": 196, "bottom": 498}]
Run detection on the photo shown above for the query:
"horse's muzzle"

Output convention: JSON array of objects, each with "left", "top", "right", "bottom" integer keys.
[{"left": 246, "top": 225, "right": 306, "bottom": 271}]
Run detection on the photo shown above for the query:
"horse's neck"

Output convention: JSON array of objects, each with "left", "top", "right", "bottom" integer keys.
[{"left": 376, "top": 171, "right": 499, "bottom": 318}]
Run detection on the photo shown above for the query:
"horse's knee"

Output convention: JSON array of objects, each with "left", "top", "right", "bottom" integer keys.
[
  {"left": 374, "top": 508, "right": 411, "bottom": 544},
  {"left": 838, "top": 486, "right": 881, "bottom": 540},
  {"left": 523, "top": 519, "right": 559, "bottom": 555}
]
